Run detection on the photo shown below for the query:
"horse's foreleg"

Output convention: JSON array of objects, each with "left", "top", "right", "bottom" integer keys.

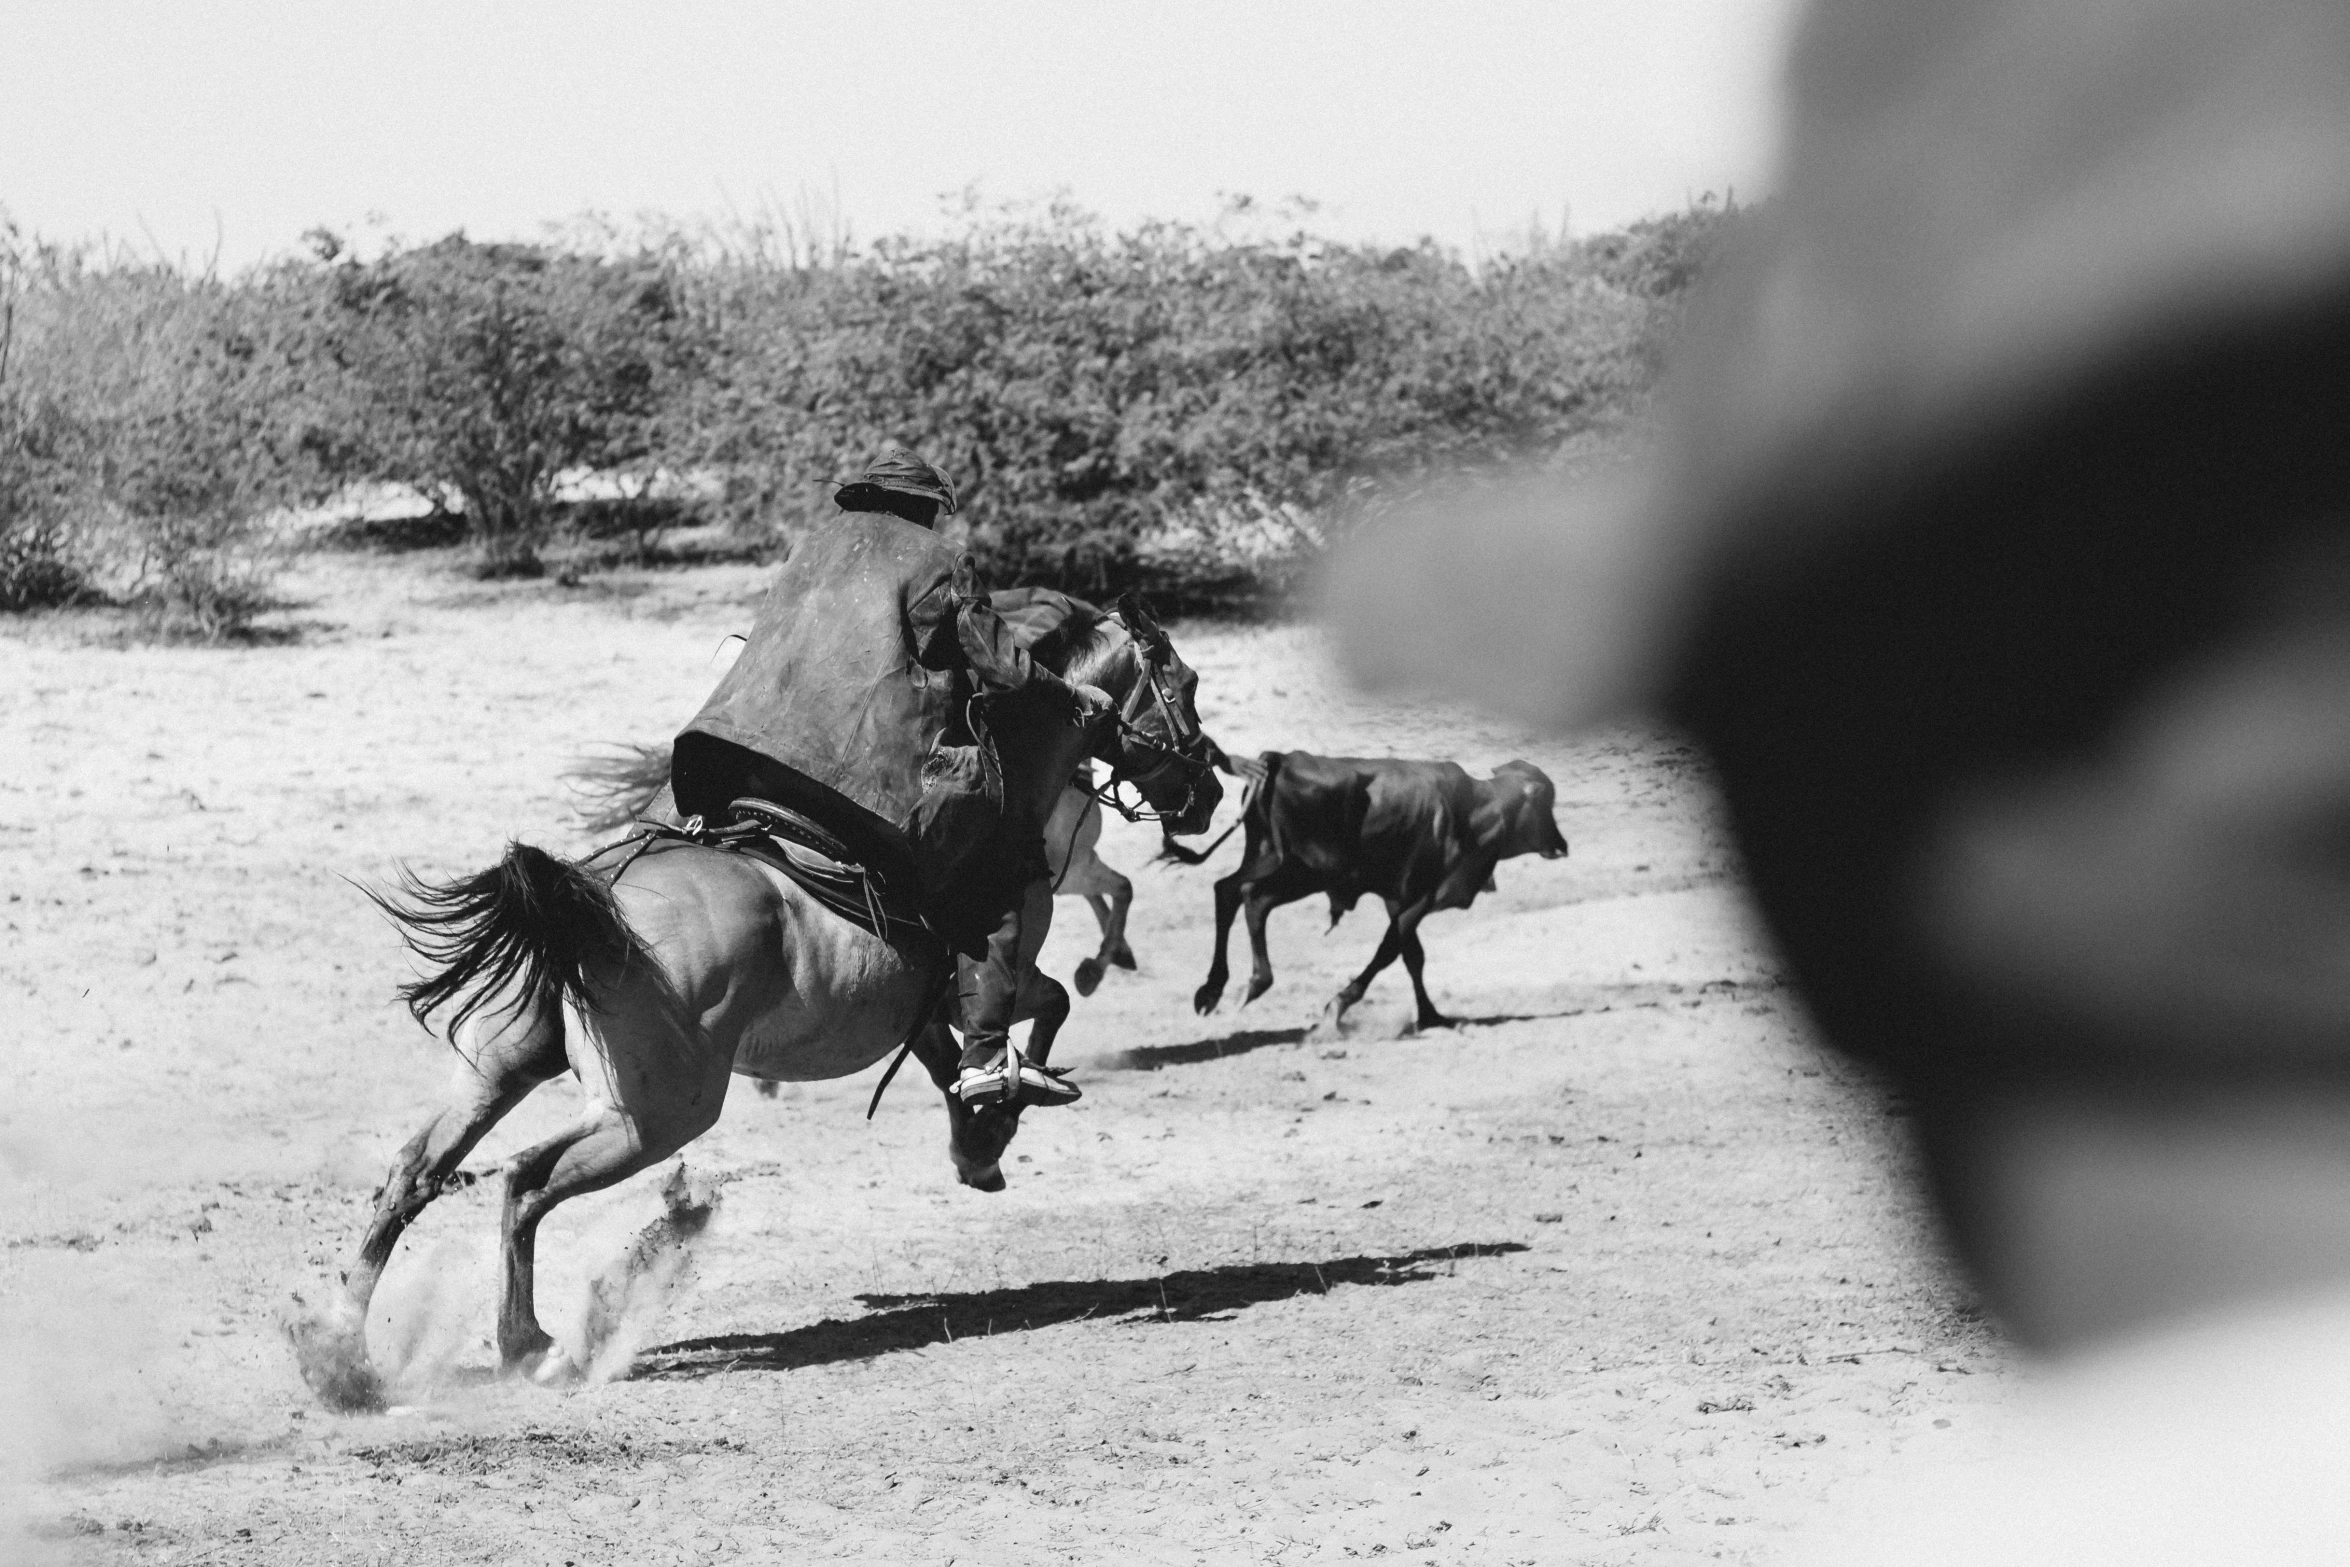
[
  {"left": 1072, "top": 872, "right": 1135, "bottom": 994},
  {"left": 1018, "top": 967, "right": 1072, "bottom": 1065},
  {"left": 1099, "top": 871, "right": 1136, "bottom": 971},
  {"left": 1074, "top": 893, "right": 1112, "bottom": 997},
  {"left": 913, "top": 1017, "right": 1010, "bottom": 1193}
]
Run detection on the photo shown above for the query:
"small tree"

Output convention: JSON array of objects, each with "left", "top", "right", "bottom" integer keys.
[
  {"left": 0, "top": 232, "right": 90, "bottom": 610},
  {"left": 324, "top": 236, "right": 683, "bottom": 575},
  {"left": 0, "top": 385, "right": 91, "bottom": 611},
  {"left": 0, "top": 234, "right": 331, "bottom": 635}
]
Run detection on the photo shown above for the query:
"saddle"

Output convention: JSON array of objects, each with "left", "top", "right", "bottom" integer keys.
[
  {"left": 612, "top": 796, "right": 935, "bottom": 951},
  {"left": 725, "top": 797, "right": 934, "bottom": 948}
]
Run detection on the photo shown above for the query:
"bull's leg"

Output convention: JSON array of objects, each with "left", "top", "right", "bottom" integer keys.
[
  {"left": 291, "top": 1006, "right": 564, "bottom": 1411},
  {"left": 1195, "top": 871, "right": 1248, "bottom": 1013},
  {"left": 1242, "top": 890, "right": 1281, "bottom": 1006},
  {"left": 1396, "top": 912, "right": 1452, "bottom": 1030},
  {"left": 1319, "top": 915, "right": 1407, "bottom": 1034}
]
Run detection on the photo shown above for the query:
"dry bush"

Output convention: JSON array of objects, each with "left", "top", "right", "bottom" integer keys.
[
  {"left": 2, "top": 197, "right": 1739, "bottom": 619},
  {"left": 659, "top": 196, "right": 1735, "bottom": 602},
  {"left": 0, "top": 231, "right": 338, "bottom": 636},
  {"left": 309, "top": 234, "right": 688, "bottom": 577},
  {"left": 0, "top": 387, "right": 92, "bottom": 612}
]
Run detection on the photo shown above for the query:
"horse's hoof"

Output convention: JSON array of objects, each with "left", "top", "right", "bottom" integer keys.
[
  {"left": 957, "top": 1163, "right": 1006, "bottom": 1193},
  {"left": 1418, "top": 1012, "right": 1455, "bottom": 1032},
  {"left": 511, "top": 1344, "right": 583, "bottom": 1388},
  {"left": 286, "top": 1303, "right": 386, "bottom": 1413},
  {"left": 1074, "top": 959, "right": 1103, "bottom": 997},
  {"left": 1109, "top": 946, "right": 1137, "bottom": 971},
  {"left": 1243, "top": 973, "right": 1273, "bottom": 1006},
  {"left": 1307, "top": 999, "right": 1350, "bottom": 1040},
  {"left": 1192, "top": 985, "right": 1222, "bottom": 1015}
]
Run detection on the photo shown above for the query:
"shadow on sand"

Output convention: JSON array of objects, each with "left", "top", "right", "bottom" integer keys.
[
  {"left": 1104, "top": 1026, "right": 1307, "bottom": 1070},
  {"left": 1104, "top": 1010, "right": 1595, "bottom": 1072},
  {"left": 628, "top": 1241, "right": 1528, "bottom": 1381}
]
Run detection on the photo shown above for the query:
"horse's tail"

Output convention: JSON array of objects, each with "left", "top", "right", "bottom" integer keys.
[
  {"left": 568, "top": 741, "right": 673, "bottom": 832},
  {"left": 366, "top": 843, "right": 643, "bottom": 1039}
]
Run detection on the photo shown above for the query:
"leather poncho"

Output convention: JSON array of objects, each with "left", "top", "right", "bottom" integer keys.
[{"left": 669, "top": 508, "right": 1061, "bottom": 890}]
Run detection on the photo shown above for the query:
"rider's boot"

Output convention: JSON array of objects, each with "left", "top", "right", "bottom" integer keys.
[
  {"left": 954, "top": 1035, "right": 1082, "bottom": 1107},
  {"left": 953, "top": 922, "right": 1081, "bottom": 1107}
]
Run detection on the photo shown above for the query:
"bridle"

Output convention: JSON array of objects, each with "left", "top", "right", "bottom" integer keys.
[{"left": 1087, "top": 613, "right": 1217, "bottom": 825}]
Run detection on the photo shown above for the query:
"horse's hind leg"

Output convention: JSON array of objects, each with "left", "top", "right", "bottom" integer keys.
[
  {"left": 495, "top": 995, "right": 731, "bottom": 1380},
  {"left": 293, "top": 1007, "right": 564, "bottom": 1409}
]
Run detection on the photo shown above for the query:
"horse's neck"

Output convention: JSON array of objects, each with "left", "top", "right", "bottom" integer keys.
[
  {"left": 1007, "top": 723, "right": 1093, "bottom": 821},
  {"left": 997, "top": 632, "right": 1133, "bottom": 819}
]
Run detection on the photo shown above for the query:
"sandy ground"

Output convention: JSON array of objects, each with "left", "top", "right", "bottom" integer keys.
[{"left": 1, "top": 551, "right": 2014, "bottom": 1565}]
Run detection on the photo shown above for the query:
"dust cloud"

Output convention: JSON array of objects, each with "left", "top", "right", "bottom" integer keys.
[
  {"left": 0, "top": 1149, "right": 186, "bottom": 1562},
  {"left": 573, "top": 1162, "right": 724, "bottom": 1385}
]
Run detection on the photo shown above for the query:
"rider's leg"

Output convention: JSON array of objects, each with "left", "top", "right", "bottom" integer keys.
[
  {"left": 955, "top": 902, "right": 1023, "bottom": 1074},
  {"left": 954, "top": 878, "right": 1078, "bottom": 1105}
]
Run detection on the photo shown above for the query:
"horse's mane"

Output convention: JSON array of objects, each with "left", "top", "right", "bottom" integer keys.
[{"left": 994, "top": 587, "right": 1129, "bottom": 688}]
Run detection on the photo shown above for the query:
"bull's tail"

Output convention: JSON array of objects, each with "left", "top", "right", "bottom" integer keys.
[
  {"left": 365, "top": 843, "right": 643, "bottom": 1039},
  {"left": 568, "top": 741, "right": 673, "bottom": 832}
]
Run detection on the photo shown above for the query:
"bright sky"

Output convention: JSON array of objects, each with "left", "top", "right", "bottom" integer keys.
[{"left": 0, "top": 0, "right": 1799, "bottom": 271}]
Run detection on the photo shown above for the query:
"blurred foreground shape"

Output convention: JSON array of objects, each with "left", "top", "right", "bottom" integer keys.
[{"left": 1331, "top": 3, "right": 2350, "bottom": 1555}]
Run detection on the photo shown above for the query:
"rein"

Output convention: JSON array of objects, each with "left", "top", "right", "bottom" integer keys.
[{"left": 1088, "top": 617, "right": 1218, "bottom": 825}]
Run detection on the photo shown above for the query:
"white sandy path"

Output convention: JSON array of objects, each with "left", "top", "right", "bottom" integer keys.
[{"left": 1, "top": 552, "right": 2018, "bottom": 1565}]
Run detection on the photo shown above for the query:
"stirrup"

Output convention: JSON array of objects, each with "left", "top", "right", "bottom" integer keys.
[
  {"left": 955, "top": 1061, "right": 1014, "bottom": 1105},
  {"left": 1014, "top": 1061, "right": 1082, "bottom": 1107}
]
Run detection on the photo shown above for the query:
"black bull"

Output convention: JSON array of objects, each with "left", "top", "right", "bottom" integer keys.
[{"left": 1191, "top": 753, "right": 1568, "bottom": 1031}]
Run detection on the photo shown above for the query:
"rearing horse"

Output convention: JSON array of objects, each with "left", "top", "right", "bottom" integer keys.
[{"left": 292, "top": 595, "right": 1219, "bottom": 1410}]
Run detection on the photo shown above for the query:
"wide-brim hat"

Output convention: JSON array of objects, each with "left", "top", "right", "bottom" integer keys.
[
  {"left": 1327, "top": 0, "right": 2350, "bottom": 730},
  {"left": 833, "top": 444, "right": 958, "bottom": 515}
]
